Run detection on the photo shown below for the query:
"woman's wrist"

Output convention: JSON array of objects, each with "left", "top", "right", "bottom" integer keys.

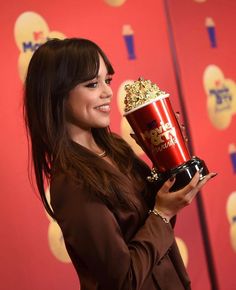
[{"left": 148, "top": 208, "right": 171, "bottom": 223}]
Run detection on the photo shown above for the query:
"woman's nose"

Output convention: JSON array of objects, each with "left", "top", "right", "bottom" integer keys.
[{"left": 101, "top": 82, "right": 113, "bottom": 99}]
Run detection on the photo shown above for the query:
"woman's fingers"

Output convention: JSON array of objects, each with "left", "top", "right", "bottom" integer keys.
[
  {"left": 160, "top": 171, "right": 217, "bottom": 196},
  {"left": 184, "top": 172, "right": 217, "bottom": 203},
  {"left": 180, "top": 171, "right": 200, "bottom": 195},
  {"left": 159, "top": 176, "right": 176, "bottom": 193},
  {"left": 195, "top": 172, "right": 217, "bottom": 189},
  {"left": 156, "top": 171, "right": 217, "bottom": 215}
]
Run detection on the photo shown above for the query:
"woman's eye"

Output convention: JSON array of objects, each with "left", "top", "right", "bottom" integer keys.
[
  {"left": 85, "top": 82, "right": 98, "bottom": 88},
  {"left": 105, "top": 78, "right": 112, "bottom": 85}
]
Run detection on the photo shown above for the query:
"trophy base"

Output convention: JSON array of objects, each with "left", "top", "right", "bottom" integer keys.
[{"left": 148, "top": 156, "right": 209, "bottom": 191}]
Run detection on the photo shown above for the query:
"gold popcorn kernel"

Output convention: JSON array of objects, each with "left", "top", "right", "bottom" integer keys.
[{"left": 124, "top": 77, "right": 165, "bottom": 112}]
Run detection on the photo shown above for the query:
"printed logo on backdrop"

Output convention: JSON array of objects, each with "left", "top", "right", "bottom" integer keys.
[
  {"left": 14, "top": 11, "right": 65, "bottom": 81},
  {"left": 122, "top": 25, "right": 136, "bottom": 60},
  {"left": 226, "top": 192, "right": 236, "bottom": 252},
  {"left": 45, "top": 188, "right": 71, "bottom": 263},
  {"left": 104, "top": 0, "right": 127, "bottom": 7},
  {"left": 176, "top": 237, "right": 188, "bottom": 267},
  {"left": 205, "top": 17, "right": 217, "bottom": 48},
  {"left": 203, "top": 65, "right": 236, "bottom": 129},
  {"left": 229, "top": 143, "right": 236, "bottom": 174}
]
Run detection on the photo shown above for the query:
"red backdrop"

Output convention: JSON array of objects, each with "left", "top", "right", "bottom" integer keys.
[
  {"left": 167, "top": 1, "right": 236, "bottom": 289},
  {"left": 0, "top": 0, "right": 235, "bottom": 289}
]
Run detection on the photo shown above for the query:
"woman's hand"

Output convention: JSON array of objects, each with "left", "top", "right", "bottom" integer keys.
[{"left": 154, "top": 171, "right": 217, "bottom": 221}]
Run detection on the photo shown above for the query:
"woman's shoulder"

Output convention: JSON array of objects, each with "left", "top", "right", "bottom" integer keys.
[
  {"left": 50, "top": 169, "right": 87, "bottom": 210},
  {"left": 49, "top": 168, "right": 116, "bottom": 226}
]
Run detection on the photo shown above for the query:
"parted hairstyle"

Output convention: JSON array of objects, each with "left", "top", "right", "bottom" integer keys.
[{"left": 24, "top": 38, "right": 151, "bottom": 218}]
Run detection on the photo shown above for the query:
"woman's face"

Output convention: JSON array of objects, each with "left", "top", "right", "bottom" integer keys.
[{"left": 65, "top": 55, "right": 113, "bottom": 132}]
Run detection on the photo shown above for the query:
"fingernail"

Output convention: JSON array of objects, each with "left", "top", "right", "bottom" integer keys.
[
  {"left": 210, "top": 173, "right": 218, "bottom": 178},
  {"left": 169, "top": 175, "right": 176, "bottom": 182}
]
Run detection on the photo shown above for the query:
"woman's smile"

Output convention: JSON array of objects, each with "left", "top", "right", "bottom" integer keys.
[{"left": 94, "top": 103, "right": 111, "bottom": 113}]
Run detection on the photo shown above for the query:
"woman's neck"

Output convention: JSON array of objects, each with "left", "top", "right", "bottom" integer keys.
[
  {"left": 68, "top": 125, "right": 117, "bottom": 168},
  {"left": 68, "top": 125, "right": 103, "bottom": 154}
]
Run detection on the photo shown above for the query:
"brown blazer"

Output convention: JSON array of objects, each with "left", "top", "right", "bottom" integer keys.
[{"left": 50, "top": 159, "right": 191, "bottom": 290}]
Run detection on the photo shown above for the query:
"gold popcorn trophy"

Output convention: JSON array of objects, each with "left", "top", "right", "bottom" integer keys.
[{"left": 123, "top": 78, "right": 209, "bottom": 190}]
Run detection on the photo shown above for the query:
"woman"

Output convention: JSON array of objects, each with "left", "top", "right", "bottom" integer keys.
[{"left": 24, "top": 38, "right": 216, "bottom": 290}]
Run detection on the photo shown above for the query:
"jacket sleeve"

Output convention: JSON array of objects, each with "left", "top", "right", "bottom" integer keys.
[{"left": 50, "top": 174, "right": 175, "bottom": 290}]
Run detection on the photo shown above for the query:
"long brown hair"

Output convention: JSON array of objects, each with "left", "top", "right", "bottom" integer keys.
[{"left": 24, "top": 38, "right": 150, "bottom": 218}]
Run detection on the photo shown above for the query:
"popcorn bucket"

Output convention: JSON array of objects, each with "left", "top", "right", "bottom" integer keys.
[{"left": 124, "top": 78, "right": 209, "bottom": 190}]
